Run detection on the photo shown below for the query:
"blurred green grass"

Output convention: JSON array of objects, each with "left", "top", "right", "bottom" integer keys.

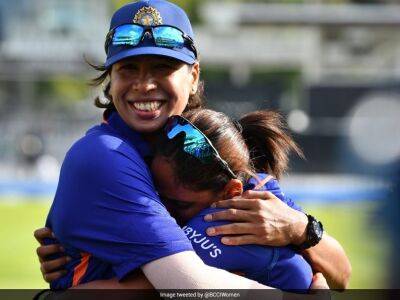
[
  {"left": 0, "top": 199, "right": 51, "bottom": 289},
  {"left": 0, "top": 198, "right": 389, "bottom": 288},
  {"left": 305, "top": 201, "right": 389, "bottom": 288}
]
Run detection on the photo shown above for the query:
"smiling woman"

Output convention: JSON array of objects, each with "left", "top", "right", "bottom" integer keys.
[{"left": 34, "top": 0, "right": 281, "bottom": 291}]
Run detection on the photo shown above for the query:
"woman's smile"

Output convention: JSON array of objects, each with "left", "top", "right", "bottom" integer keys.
[
  {"left": 131, "top": 100, "right": 163, "bottom": 112},
  {"left": 128, "top": 100, "right": 165, "bottom": 120}
]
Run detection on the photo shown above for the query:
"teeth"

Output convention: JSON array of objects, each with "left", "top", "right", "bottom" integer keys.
[{"left": 133, "top": 101, "right": 162, "bottom": 112}]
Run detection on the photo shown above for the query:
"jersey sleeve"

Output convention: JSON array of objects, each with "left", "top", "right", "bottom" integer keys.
[
  {"left": 267, "top": 247, "right": 313, "bottom": 291},
  {"left": 183, "top": 208, "right": 277, "bottom": 283},
  {"left": 46, "top": 133, "right": 193, "bottom": 280}
]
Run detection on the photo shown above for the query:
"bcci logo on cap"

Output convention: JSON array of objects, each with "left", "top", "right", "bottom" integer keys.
[{"left": 133, "top": 6, "right": 163, "bottom": 26}]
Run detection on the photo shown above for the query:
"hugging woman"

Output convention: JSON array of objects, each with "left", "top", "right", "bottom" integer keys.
[{"left": 34, "top": 0, "right": 350, "bottom": 293}]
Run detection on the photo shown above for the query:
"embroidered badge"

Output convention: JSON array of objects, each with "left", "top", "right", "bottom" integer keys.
[{"left": 133, "top": 6, "right": 163, "bottom": 26}]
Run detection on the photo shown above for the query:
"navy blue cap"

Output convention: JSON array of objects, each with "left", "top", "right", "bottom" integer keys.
[{"left": 105, "top": 0, "right": 196, "bottom": 68}]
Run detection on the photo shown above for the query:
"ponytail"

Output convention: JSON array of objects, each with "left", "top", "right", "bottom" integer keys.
[{"left": 239, "top": 110, "right": 304, "bottom": 179}]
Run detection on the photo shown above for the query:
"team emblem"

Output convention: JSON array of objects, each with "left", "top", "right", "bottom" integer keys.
[{"left": 133, "top": 6, "right": 163, "bottom": 26}]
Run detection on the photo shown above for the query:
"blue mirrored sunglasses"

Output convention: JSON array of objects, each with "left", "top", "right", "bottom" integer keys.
[
  {"left": 165, "top": 115, "right": 237, "bottom": 179},
  {"left": 105, "top": 24, "right": 197, "bottom": 58}
]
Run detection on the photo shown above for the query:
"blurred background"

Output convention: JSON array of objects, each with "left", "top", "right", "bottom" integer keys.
[{"left": 0, "top": 0, "right": 399, "bottom": 289}]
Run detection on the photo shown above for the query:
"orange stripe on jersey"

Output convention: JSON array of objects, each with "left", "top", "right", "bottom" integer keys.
[
  {"left": 254, "top": 175, "right": 274, "bottom": 190},
  {"left": 72, "top": 252, "right": 91, "bottom": 286}
]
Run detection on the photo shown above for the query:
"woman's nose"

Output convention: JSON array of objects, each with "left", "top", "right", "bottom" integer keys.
[{"left": 131, "top": 69, "right": 157, "bottom": 93}]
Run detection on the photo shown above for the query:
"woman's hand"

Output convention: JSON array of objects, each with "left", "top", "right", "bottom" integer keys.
[
  {"left": 310, "top": 273, "right": 329, "bottom": 290},
  {"left": 34, "top": 227, "right": 70, "bottom": 283},
  {"left": 281, "top": 273, "right": 330, "bottom": 300},
  {"left": 204, "top": 190, "right": 308, "bottom": 246}
]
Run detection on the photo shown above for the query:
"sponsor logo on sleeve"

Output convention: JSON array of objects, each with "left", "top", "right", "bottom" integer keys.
[{"left": 182, "top": 225, "right": 222, "bottom": 258}]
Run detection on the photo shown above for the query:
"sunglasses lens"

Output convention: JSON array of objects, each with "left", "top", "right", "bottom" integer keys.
[
  {"left": 152, "top": 26, "right": 185, "bottom": 48},
  {"left": 112, "top": 24, "right": 143, "bottom": 46},
  {"left": 165, "top": 116, "right": 237, "bottom": 179},
  {"left": 185, "top": 141, "right": 213, "bottom": 163},
  {"left": 166, "top": 118, "right": 213, "bottom": 163},
  {"left": 182, "top": 128, "right": 214, "bottom": 162}
]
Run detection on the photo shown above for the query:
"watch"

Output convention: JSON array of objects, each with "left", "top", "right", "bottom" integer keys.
[{"left": 295, "top": 214, "right": 324, "bottom": 251}]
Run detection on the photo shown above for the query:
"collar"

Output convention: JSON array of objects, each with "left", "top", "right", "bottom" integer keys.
[
  {"left": 103, "top": 109, "right": 153, "bottom": 159},
  {"left": 244, "top": 173, "right": 274, "bottom": 191}
]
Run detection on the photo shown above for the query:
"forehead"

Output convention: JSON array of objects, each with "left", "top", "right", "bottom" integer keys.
[
  {"left": 150, "top": 156, "right": 214, "bottom": 203},
  {"left": 151, "top": 156, "right": 184, "bottom": 196}
]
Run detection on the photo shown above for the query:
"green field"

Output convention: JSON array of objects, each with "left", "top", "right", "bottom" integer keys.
[
  {"left": 0, "top": 198, "right": 389, "bottom": 288},
  {"left": 306, "top": 202, "right": 389, "bottom": 288}
]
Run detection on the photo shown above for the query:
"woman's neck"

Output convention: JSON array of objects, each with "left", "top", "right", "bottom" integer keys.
[{"left": 143, "top": 131, "right": 160, "bottom": 146}]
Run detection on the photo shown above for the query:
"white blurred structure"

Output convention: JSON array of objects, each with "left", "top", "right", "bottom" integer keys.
[
  {"left": 0, "top": 0, "right": 109, "bottom": 77},
  {"left": 288, "top": 109, "right": 310, "bottom": 133},
  {"left": 348, "top": 93, "right": 400, "bottom": 165},
  {"left": 1, "top": 2, "right": 400, "bottom": 81},
  {"left": 0, "top": 1, "right": 400, "bottom": 184},
  {"left": 198, "top": 2, "right": 400, "bottom": 84}
]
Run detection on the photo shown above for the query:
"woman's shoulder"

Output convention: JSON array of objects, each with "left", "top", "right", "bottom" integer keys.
[
  {"left": 70, "top": 123, "right": 126, "bottom": 152},
  {"left": 247, "top": 173, "right": 278, "bottom": 189},
  {"left": 72, "top": 123, "right": 143, "bottom": 155},
  {"left": 245, "top": 173, "right": 285, "bottom": 199},
  {"left": 246, "top": 173, "right": 303, "bottom": 212},
  {"left": 54, "top": 123, "right": 156, "bottom": 206},
  {"left": 63, "top": 124, "right": 147, "bottom": 177}
]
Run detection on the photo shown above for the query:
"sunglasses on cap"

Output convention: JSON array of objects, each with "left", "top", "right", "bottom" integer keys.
[
  {"left": 164, "top": 115, "right": 237, "bottom": 179},
  {"left": 105, "top": 24, "right": 198, "bottom": 58}
]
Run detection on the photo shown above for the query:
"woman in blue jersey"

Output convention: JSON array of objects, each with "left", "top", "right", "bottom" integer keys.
[
  {"left": 34, "top": 0, "right": 350, "bottom": 291},
  {"left": 151, "top": 108, "right": 313, "bottom": 291}
]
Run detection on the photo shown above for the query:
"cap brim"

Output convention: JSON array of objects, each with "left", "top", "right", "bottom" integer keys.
[{"left": 105, "top": 47, "right": 196, "bottom": 68}]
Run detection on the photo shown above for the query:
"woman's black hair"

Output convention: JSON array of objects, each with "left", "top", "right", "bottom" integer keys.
[
  {"left": 154, "top": 108, "right": 304, "bottom": 193},
  {"left": 239, "top": 110, "right": 304, "bottom": 179}
]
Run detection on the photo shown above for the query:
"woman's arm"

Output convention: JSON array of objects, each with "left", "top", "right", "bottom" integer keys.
[
  {"left": 34, "top": 227, "right": 272, "bottom": 289},
  {"left": 35, "top": 228, "right": 331, "bottom": 294},
  {"left": 301, "top": 233, "right": 351, "bottom": 290},
  {"left": 205, "top": 190, "right": 351, "bottom": 289},
  {"left": 74, "top": 260, "right": 331, "bottom": 300},
  {"left": 77, "top": 260, "right": 330, "bottom": 300},
  {"left": 142, "top": 251, "right": 273, "bottom": 289}
]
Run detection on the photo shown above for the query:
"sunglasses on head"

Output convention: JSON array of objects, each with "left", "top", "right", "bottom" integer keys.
[
  {"left": 105, "top": 24, "right": 198, "bottom": 58},
  {"left": 164, "top": 115, "right": 237, "bottom": 179}
]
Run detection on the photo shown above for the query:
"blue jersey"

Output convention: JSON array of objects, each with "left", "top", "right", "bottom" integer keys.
[
  {"left": 46, "top": 111, "right": 311, "bottom": 290},
  {"left": 46, "top": 111, "right": 193, "bottom": 289},
  {"left": 183, "top": 174, "right": 313, "bottom": 291}
]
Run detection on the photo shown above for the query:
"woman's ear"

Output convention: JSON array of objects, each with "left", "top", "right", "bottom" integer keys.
[
  {"left": 189, "top": 62, "right": 200, "bottom": 95},
  {"left": 223, "top": 179, "right": 243, "bottom": 199}
]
